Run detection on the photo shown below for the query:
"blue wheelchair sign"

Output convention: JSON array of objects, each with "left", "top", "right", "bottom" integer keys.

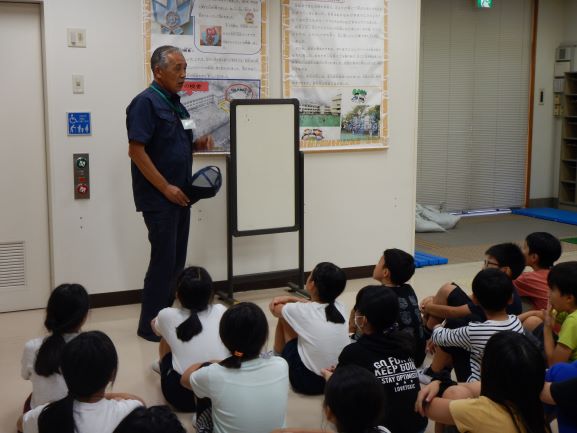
[{"left": 67, "top": 112, "right": 91, "bottom": 136}]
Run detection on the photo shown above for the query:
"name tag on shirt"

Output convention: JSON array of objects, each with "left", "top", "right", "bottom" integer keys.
[{"left": 181, "top": 118, "right": 196, "bottom": 130}]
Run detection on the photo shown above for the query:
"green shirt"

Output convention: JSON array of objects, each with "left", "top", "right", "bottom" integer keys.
[{"left": 558, "top": 310, "right": 577, "bottom": 361}]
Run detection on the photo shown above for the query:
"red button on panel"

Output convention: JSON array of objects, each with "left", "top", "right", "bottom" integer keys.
[{"left": 76, "top": 184, "right": 89, "bottom": 195}]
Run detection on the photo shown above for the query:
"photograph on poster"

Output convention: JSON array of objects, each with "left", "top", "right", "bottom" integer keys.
[
  {"left": 144, "top": 0, "right": 268, "bottom": 153},
  {"left": 180, "top": 78, "right": 261, "bottom": 152},
  {"left": 151, "top": 0, "right": 194, "bottom": 35},
  {"left": 282, "top": 0, "right": 388, "bottom": 151}
]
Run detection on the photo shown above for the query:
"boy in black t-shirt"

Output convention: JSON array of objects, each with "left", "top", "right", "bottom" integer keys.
[{"left": 349, "top": 248, "right": 426, "bottom": 366}]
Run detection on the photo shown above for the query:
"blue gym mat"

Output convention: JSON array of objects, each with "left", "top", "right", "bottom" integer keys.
[
  {"left": 414, "top": 251, "right": 448, "bottom": 268},
  {"left": 512, "top": 208, "right": 577, "bottom": 225}
]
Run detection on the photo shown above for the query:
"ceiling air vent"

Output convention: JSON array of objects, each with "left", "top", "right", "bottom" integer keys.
[{"left": 0, "top": 242, "right": 25, "bottom": 288}]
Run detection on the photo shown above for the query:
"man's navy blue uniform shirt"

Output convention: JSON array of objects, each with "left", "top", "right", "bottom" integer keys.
[{"left": 126, "top": 82, "right": 193, "bottom": 212}]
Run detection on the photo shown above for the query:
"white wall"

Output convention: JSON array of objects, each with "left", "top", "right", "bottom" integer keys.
[
  {"left": 40, "top": 0, "right": 420, "bottom": 294},
  {"left": 530, "top": 0, "right": 565, "bottom": 200}
]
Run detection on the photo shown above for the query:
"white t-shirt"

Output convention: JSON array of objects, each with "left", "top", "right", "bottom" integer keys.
[
  {"left": 281, "top": 301, "right": 350, "bottom": 374},
  {"left": 22, "top": 398, "right": 142, "bottom": 433},
  {"left": 21, "top": 333, "right": 78, "bottom": 409},
  {"left": 189, "top": 357, "right": 289, "bottom": 433},
  {"left": 153, "top": 304, "right": 229, "bottom": 374}
]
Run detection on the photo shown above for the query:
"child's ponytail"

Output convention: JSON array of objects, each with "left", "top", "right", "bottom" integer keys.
[
  {"left": 310, "top": 262, "right": 347, "bottom": 324},
  {"left": 325, "top": 302, "right": 345, "bottom": 324},
  {"left": 219, "top": 303, "right": 268, "bottom": 369},
  {"left": 34, "top": 284, "right": 89, "bottom": 377},
  {"left": 174, "top": 267, "right": 213, "bottom": 342},
  {"left": 38, "top": 395, "right": 74, "bottom": 433},
  {"left": 219, "top": 350, "right": 244, "bottom": 369},
  {"left": 34, "top": 333, "right": 67, "bottom": 377},
  {"left": 176, "top": 308, "right": 203, "bottom": 342}
]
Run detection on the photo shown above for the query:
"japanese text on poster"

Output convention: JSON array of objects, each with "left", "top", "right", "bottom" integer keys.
[
  {"left": 282, "top": 0, "right": 388, "bottom": 151},
  {"left": 145, "top": 0, "right": 268, "bottom": 152}
]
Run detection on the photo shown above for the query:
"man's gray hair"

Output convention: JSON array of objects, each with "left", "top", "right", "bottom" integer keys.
[{"left": 150, "top": 45, "right": 182, "bottom": 71}]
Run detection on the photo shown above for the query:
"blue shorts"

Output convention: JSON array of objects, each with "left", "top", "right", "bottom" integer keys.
[{"left": 282, "top": 338, "right": 325, "bottom": 395}]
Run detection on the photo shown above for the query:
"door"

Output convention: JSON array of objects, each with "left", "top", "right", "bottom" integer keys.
[{"left": 0, "top": 2, "right": 51, "bottom": 311}]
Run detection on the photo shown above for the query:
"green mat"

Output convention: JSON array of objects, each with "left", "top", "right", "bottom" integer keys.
[{"left": 562, "top": 237, "right": 577, "bottom": 244}]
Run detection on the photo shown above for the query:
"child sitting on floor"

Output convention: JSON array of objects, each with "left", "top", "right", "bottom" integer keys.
[
  {"left": 332, "top": 285, "right": 427, "bottom": 433},
  {"left": 515, "top": 232, "right": 561, "bottom": 311},
  {"left": 151, "top": 266, "right": 228, "bottom": 412},
  {"left": 269, "top": 262, "right": 350, "bottom": 395},
  {"left": 21, "top": 331, "right": 144, "bottom": 433},
  {"left": 416, "top": 331, "right": 550, "bottom": 433},
  {"left": 430, "top": 268, "right": 524, "bottom": 383},
  {"left": 420, "top": 242, "right": 526, "bottom": 329},
  {"left": 350, "top": 248, "right": 426, "bottom": 366},
  {"left": 523, "top": 261, "right": 577, "bottom": 366},
  {"left": 20, "top": 284, "right": 90, "bottom": 411},
  {"left": 181, "top": 302, "right": 288, "bottom": 433}
]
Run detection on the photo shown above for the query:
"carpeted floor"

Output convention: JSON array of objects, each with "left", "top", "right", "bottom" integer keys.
[{"left": 415, "top": 213, "right": 577, "bottom": 264}]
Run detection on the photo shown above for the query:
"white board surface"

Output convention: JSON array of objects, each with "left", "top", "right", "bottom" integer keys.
[{"left": 233, "top": 101, "right": 297, "bottom": 233}]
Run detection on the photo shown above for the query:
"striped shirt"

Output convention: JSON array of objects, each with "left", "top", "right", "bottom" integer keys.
[{"left": 431, "top": 315, "right": 524, "bottom": 382}]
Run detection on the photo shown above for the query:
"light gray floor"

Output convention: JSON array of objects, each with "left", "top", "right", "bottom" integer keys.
[{"left": 2, "top": 251, "right": 570, "bottom": 433}]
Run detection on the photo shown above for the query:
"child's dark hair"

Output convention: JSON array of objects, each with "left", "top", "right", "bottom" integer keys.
[
  {"left": 548, "top": 261, "right": 577, "bottom": 298},
  {"left": 113, "top": 406, "right": 185, "bottom": 433},
  {"left": 311, "top": 262, "right": 346, "bottom": 324},
  {"left": 38, "top": 331, "right": 118, "bottom": 433},
  {"left": 357, "top": 285, "right": 399, "bottom": 331},
  {"left": 175, "top": 266, "right": 213, "bottom": 342},
  {"left": 471, "top": 268, "right": 514, "bottom": 312},
  {"left": 324, "top": 365, "right": 386, "bottom": 433},
  {"left": 219, "top": 302, "right": 268, "bottom": 369},
  {"left": 356, "top": 285, "right": 415, "bottom": 357},
  {"left": 34, "top": 284, "right": 90, "bottom": 377},
  {"left": 383, "top": 248, "right": 415, "bottom": 285},
  {"left": 481, "top": 331, "right": 550, "bottom": 433},
  {"left": 485, "top": 243, "right": 526, "bottom": 280},
  {"left": 525, "top": 232, "right": 562, "bottom": 269}
]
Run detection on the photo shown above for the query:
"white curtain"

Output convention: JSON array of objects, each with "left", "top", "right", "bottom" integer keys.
[{"left": 417, "top": 0, "right": 532, "bottom": 212}]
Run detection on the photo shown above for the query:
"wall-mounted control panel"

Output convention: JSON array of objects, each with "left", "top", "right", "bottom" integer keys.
[{"left": 73, "top": 153, "right": 90, "bottom": 199}]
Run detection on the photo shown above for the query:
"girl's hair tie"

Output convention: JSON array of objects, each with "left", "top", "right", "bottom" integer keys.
[{"left": 233, "top": 351, "right": 244, "bottom": 358}]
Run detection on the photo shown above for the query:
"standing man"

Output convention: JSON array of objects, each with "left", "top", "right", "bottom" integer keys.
[{"left": 126, "top": 45, "right": 213, "bottom": 341}]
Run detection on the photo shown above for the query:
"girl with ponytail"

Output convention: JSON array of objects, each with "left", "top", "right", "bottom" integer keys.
[
  {"left": 181, "top": 302, "right": 289, "bottom": 433},
  {"left": 22, "top": 331, "right": 143, "bottom": 433},
  {"left": 20, "top": 284, "right": 89, "bottom": 411},
  {"left": 269, "top": 262, "right": 350, "bottom": 395},
  {"left": 150, "top": 266, "right": 228, "bottom": 412}
]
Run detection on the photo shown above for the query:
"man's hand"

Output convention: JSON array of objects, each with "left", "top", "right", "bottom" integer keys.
[
  {"left": 162, "top": 184, "right": 190, "bottom": 206},
  {"left": 194, "top": 134, "right": 214, "bottom": 152}
]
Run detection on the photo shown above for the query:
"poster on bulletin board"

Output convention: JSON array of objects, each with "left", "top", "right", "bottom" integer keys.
[
  {"left": 143, "top": 0, "right": 269, "bottom": 153},
  {"left": 282, "top": 0, "right": 388, "bottom": 152}
]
